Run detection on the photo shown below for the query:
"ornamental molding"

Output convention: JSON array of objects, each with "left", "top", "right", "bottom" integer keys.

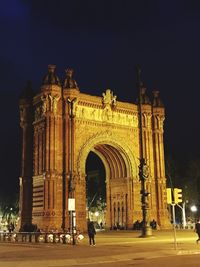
[{"left": 75, "top": 105, "right": 138, "bottom": 127}]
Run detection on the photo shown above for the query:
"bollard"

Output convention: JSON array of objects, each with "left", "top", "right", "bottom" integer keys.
[
  {"left": 53, "top": 233, "right": 56, "bottom": 243},
  {"left": 35, "top": 232, "right": 40, "bottom": 243},
  {"left": 29, "top": 233, "right": 32, "bottom": 242},
  {"left": 15, "top": 234, "right": 18, "bottom": 242},
  {"left": 44, "top": 233, "right": 48, "bottom": 243},
  {"left": 62, "top": 234, "right": 66, "bottom": 244}
]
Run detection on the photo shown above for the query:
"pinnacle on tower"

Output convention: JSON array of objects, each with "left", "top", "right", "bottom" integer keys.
[
  {"left": 63, "top": 68, "right": 78, "bottom": 89},
  {"left": 42, "top": 64, "right": 61, "bottom": 86}
]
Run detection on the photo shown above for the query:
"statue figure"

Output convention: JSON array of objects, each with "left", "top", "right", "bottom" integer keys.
[
  {"left": 42, "top": 64, "right": 61, "bottom": 85},
  {"left": 112, "top": 94, "right": 117, "bottom": 107},
  {"left": 48, "top": 95, "right": 53, "bottom": 112},
  {"left": 48, "top": 94, "right": 60, "bottom": 114},
  {"left": 63, "top": 68, "right": 78, "bottom": 89},
  {"left": 52, "top": 95, "right": 60, "bottom": 113},
  {"left": 102, "top": 89, "right": 117, "bottom": 108},
  {"left": 41, "top": 95, "right": 47, "bottom": 115}
]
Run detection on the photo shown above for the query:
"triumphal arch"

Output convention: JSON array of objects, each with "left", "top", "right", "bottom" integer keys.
[{"left": 19, "top": 65, "right": 169, "bottom": 232}]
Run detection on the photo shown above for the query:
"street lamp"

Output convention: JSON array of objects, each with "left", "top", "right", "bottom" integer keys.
[
  {"left": 190, "top": 205, "right": 197, "bottom": 213},
  {"left": 136, "top": 66, "right": 152, "bottom": 237},
  {"left": 67, "top": 97, "right": 77, "bottom": 245},
  {"left": 190, "top": 205, "right": 198, "bottom": 225}
]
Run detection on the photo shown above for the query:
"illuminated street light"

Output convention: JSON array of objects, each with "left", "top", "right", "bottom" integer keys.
[
  {"left": 190, "top": 205, "right": 198, "bottom": 213},
  {"left": 95, "top": 211, "right": 99, "bottom": 217}
]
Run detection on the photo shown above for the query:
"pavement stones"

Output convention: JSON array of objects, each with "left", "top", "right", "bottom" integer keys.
[{"left": 0, "top": 230, "right": 200, "bottom": 267}]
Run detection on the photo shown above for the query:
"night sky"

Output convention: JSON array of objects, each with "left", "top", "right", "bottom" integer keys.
[{"left": 1, "top": 0, "right": 200, "bottom": 195}]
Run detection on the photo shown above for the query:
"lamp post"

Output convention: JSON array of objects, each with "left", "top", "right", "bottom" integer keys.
[
  {"left": 136, "top": 66, "right": 152, "bottom": 237},
  {"left": 190, "top": 205, "right": 198, "bottom": 222},
  {"left": 67, "top": 97, "right": 77, "bottom": 245}
]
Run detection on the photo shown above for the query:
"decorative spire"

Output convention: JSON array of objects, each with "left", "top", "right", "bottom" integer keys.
[
  {"left": 152, "top": 90, "right": 164, "bottom": 107},
  {"left": 135, "top": 65, "right": 151, "bottom": 104},
  {"left": 136, "top": 83, "right": 151, "bottom": 105},
  {"left": 42, "top": 64, "right": 61, "bottom": 86},
  {"left": 63, "top": 68, "right": 78, "bottom": 89},
  {"left": 140, "top": 86, "right": 151, "bottom": 104},
  {"left": 136, "top": 65, "right": 143, "bottom": 89}
]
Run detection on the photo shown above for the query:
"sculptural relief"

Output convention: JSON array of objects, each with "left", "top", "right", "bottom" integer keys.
[
  {"left": 75, "top": 102, "right": 137, "bottom": 128},
  {"left": 48, "top": 94, "right": 60, "bottom": 114},
  {"left": 102, "top": 89, "right": 117, "bottom": 109}
]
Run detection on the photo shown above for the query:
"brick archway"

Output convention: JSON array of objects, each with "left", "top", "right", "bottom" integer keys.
[
  {"left": 77, "top": 131, "right": 137, "bottom": 178},
  {"left": 77, "top": 132, "right": 137, "bottom": 229},
  {"left": 19, "top": 67, "right": 170, "bottom": 232}
]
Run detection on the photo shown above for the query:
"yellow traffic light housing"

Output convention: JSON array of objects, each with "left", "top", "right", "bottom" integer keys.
[
  {"left": 174, "top": 188, "right": 182, "bottom": 204},
  {"left": 166, "top": 188, "right": 172, "bottom": 204}
]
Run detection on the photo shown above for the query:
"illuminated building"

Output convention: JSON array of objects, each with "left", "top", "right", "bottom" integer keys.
[{"left": 19, "top": 65, "right": 169, "bottom": 231}]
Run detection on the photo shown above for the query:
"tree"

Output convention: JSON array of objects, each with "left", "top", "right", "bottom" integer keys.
[{"left": 0, "top": 193, "right": 19, "bottom": 226}]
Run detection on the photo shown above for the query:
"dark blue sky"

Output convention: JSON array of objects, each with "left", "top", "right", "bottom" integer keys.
[{"left": 1, "top": 0, "right": 200, "bottom": 193}]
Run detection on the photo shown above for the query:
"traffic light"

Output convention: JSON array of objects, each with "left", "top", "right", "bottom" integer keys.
[
  {"left": 166, "top": 188, "right": 172, "bottom": 204},
  {"left": 174, "top": 188, "right": 182, "bottom": 204}
]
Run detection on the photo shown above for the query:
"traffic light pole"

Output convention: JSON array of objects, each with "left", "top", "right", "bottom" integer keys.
[
  {"left": 177, "top": 202, "right": 186, "bottom": 229},
  {"left": 167, "top": 187, "right": 183, "bottom": 249},
  {"left": 172, "top": 203, "right": 177, "bottom": 250}
]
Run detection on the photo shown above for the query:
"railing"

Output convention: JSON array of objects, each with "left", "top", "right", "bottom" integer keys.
[{"left": 0, "top": 231, "right": 84, "bottom": 244}]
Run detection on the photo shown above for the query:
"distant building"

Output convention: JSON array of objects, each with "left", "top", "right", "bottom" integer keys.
[{"left": 19, "top": 65, "right": 169, "bottom": 231}]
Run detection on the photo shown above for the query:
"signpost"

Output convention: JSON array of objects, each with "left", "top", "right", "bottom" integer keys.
[{"left": 68, "top": 198, "right": 76, "bottom": 245}]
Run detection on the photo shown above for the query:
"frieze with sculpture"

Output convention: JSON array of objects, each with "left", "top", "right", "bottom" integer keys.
[{"left": 75, "top": 105, "right": 138, "bottom": 127}]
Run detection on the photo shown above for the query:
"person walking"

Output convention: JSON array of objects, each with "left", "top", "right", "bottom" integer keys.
[
  {"left": 195, "top": 219, "right": 200, "bottom": 243},
  {"left": 87, "top": 220, "right": 96, "bottom": 246}
]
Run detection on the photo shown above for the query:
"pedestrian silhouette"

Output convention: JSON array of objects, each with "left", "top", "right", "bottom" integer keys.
[
  {"left": 195, "top": 219, "right": 200, "bottom": 244},
  {"left": 87, "top": 221, "right": 96, "bottom": 246}
]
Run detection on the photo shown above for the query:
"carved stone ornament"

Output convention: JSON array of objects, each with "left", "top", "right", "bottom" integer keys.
[
  {"left": 102, "top": 89, "right": 117, "bottom": 109},
  {"left": 48, "top": 94, "right": 60, "bottom": 114},
  {"left": 41, "top": 95, "right": 48, "bottom": 115},
  {"left": 34, "top": 106, "right": 41, "bottom": 121}
]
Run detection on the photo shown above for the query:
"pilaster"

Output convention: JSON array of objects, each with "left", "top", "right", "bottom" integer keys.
[{"left": 19, "top": 90, "right": 33, "bottom": 229}]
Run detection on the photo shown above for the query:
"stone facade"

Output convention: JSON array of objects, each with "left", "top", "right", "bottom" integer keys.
[{"left": 19, "top": 65, "right": 170, "bottom": 232}]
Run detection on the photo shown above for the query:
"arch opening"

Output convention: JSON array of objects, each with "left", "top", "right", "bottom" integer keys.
[
  {"left": 85, "top": 142, "right": 132, "bottom": 229},
  {"left": 86, "top": 151, "right": 106, "bottom": 227}
]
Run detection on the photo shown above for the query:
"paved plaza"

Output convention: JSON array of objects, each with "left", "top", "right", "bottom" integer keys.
[{"left": 0, "top": 230, "right": 200, "bottom": 267}]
